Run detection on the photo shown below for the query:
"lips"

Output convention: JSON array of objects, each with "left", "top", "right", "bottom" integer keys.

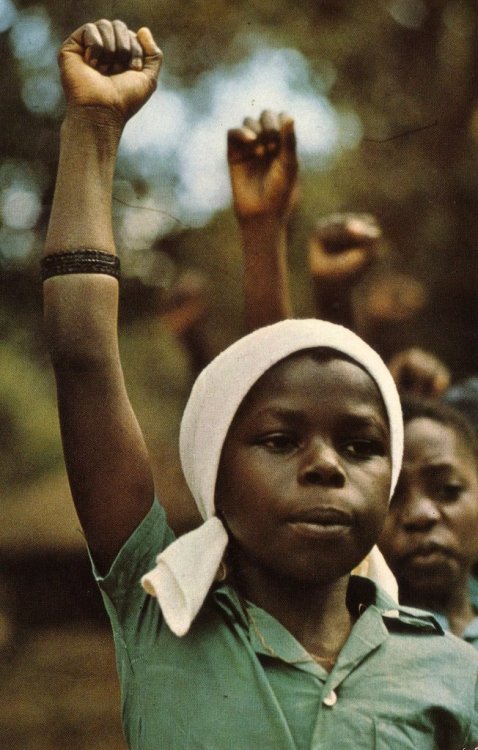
[
  {"left": 403, "top": 542, "right": 456, "bottom": 567},
  {"left": 287, "top": 507, "right": 353, "bottom": 539},
  {"left": 288, "top": 507, "right": 353, "bottom": 525}
]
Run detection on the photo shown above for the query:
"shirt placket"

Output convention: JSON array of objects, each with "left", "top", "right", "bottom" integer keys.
[{"left": 310, "top": 606, "right": 388, "bottom": 748}]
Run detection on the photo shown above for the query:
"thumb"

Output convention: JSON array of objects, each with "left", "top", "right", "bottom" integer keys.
[
  {"left": 57, "top": 26, "right": 87, "bottom": 71},
  {"left": 137, "top": 27, "right": 163, "bottom": 80}
]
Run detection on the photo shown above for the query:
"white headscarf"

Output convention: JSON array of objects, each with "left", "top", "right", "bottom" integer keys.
[{"left": 142, "top": 319, "right": 403, "bottom": 636}]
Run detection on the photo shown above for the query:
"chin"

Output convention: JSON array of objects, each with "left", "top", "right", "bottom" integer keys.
[
  {"left": 399, "top": 568, "right": 457, "bottom": 603},
  {"left": 287, "top": 558, "right": 357, "bottom": 586}
]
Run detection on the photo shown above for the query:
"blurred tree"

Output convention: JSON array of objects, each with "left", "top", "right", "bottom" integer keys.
[{"left": 1, "top": 0, "right": 477, "bottom": 502}]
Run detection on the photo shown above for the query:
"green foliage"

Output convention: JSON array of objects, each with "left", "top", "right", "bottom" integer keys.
[
  {"left": 119, "top": 317, "right": 195, "bottom": 450},
  {"left": 0, "top": 338, "right": 63, "bottom": 487}
]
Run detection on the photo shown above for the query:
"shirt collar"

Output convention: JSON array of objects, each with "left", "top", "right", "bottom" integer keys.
[
  {"left": 212, "top": 574, "right": 444, "bottom": 664},
  {"left": 429, "top": 610, "right": 478, "bottom": 641}
]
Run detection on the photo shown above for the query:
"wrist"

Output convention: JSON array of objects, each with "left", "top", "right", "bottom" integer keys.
[
  {"left": 238, "top": 214, "right": 287, "bottom": 250},
  {"left": 238, "top": 212, "right": 287, "bottom": 230},
  {"left": 61, "top": 105, "right": 124, "bottom": 153}
]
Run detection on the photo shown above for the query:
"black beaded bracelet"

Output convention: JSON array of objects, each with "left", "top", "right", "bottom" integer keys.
[{"left": 41, "top": 250, "right": 120, "bottom": 281}]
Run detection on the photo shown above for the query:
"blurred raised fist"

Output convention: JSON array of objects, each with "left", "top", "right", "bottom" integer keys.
[
  {"left": 228, "top": 109, "right": 298, "bottom": 221},
  {"left": 362, "top": 271, "right": 427, "bottom": 324},
  {"left": 308, "top": 212, "right": 382, "bottom": 284}
]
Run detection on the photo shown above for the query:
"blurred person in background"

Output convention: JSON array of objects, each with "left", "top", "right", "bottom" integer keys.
[
  {"left": 379, "top": 396, "right": 478, "bottom": 647},
  {"left": 442, "top": 376, "right": 478, "bottom": 605}
]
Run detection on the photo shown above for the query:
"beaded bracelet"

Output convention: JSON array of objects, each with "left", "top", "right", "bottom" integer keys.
[{"left": 41, "top": 249, "right": 120, "bottom": 281}]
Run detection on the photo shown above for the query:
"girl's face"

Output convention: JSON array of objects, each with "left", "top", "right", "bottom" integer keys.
[
  {"left": 379, "top": 417, "right": 478, "bottom": 602},
  {"left": 215, "top": 352, "right": 392, "bottom": 584}
]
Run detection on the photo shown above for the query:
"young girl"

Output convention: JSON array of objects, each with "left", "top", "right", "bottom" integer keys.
[
  {"left": 379, "top": 395, "right": 478, "bottom": 647},
  {"left": 43, "top": 19, "right": 478, "bottom": 749}
]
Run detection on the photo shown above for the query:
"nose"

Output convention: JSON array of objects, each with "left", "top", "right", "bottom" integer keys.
[
  {"left": 298, "top": 439, "right": 345, "bottom": 488},
  {"left": 400, "top": 493, "right": 440, "bottom": 532}
]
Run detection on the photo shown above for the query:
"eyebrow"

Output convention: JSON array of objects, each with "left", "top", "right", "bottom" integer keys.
[
  {"left": 339, "top": 413, "right": 388, "bottom": 433},
  {"left": 420, "top": 462, "right": 461, "bottom": 477},
  {"left": 252, "top": 408, "right": 389, "bottom": 436},
  {"left": 252, "top": 406, "right": 303, "bottom": 423}
]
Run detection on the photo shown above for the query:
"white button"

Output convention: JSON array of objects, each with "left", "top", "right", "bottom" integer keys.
[{"left": 323, "top": 690, "right": 337, "bottom": 707}]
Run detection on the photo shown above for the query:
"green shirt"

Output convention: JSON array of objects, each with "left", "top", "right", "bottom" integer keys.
[{"left": 95, "top": 501, "right": 478, "bottom": 749}]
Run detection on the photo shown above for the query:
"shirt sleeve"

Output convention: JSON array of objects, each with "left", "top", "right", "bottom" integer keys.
[
  {"left": 463, "top": 669, "right": 478, "bottom": 746},
  {"left": 90, "top": 499, "right": 176, "bottom": 650}
]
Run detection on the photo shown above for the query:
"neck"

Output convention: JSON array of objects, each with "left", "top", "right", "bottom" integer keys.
[
  {"left": 400, "top": 574, "right": 474, "bottom": 638},
  {"left": 230, "top": 550, "right": 354, "bottom": 658}
]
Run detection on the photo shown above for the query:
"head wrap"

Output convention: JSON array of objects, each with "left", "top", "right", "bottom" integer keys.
[{"left": 142, "top": 319, "right": 403, "bottom": 636}]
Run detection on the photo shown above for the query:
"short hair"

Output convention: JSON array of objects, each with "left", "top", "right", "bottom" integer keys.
[
  {"left": 401, "top": 394, "right": 478, "bottom": 465},
  {"left": 443, "top": 377, "right": 478, "bottom": 434}
]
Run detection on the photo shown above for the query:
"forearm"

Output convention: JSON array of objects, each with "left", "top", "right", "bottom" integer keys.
[
  {"left": 46, "top": 105, "right": 123, "bottom": 252},
  {"left": 240, "top": 216, "right": 292, "bottom": 331},
  {"left": 44, "top": 106, "right": 123, "bottom": 366}
]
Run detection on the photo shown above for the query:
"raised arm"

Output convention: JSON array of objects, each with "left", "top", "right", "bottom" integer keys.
[
  {"left": 43, "top": 20, "right": 163, "bottom": 571},
  {"left": 308, "top": 212, "right": 382, "bottom": 329},
  {"left": 227, "top": 110, "right": 298, "bottom": 331}
]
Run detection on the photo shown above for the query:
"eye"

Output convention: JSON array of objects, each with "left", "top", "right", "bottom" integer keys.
[
  {"left": 342, "top": 438, "right": 386, "bottom": 459},
  {"left": 258, "top": 433, "right": 298, "bottom": 453},
  {"left": 437, "top": 483, "right": 464, "bottom": 502}
]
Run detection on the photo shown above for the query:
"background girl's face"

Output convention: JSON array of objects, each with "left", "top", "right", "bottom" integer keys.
[
  {"left": 215, "top": 352, "right": 392, "bottom": 584},
  {"left": 379, "top": 417, "right": 478, "bottom": 601}
]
